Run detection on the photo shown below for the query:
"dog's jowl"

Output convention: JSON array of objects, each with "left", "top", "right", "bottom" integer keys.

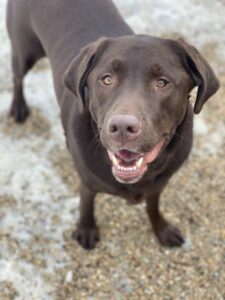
[{"left": 7, "top": 0, "right": 219, "bottom": 249}]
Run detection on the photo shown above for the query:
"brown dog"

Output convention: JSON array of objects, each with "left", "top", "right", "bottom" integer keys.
[{"left": 7, "top": 0, "right": 219, "bottom": 249}]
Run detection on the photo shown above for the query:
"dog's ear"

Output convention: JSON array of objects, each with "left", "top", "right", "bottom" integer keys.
[
  {"left": 176, "top": 38, "right": 220, "bottom": 114},
  {"left": 63, "top": 37, "right": 110, "bottom": 112}
]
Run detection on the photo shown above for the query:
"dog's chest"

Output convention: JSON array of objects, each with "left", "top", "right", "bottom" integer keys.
[
  {"left": 117, "top": 187, "right": 144, "bottom": 205},
  {"left": 126, "top": 193, "right": 144, "bottom": 205}
]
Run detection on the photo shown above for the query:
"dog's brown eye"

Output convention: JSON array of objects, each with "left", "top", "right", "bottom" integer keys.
[
  {"left": 157, "top": 78, "right": 168, "bottom": 88},
  {"left": 101, "top": 75, "right": 113, "bottom": 86}
]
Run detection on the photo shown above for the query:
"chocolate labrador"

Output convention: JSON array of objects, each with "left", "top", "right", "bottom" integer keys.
[{"left": 7, "top": 0, "right": 219, "bottom": 249}]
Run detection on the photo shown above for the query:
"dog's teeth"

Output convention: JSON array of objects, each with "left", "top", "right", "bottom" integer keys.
[
  {"left": 135, "top": 157, "right": 143, "bottom": 168},
  {"left": 112, "top": 155, "right": 119, "bottom": 166},
  {"left": 114, "top": 156, "right": 143, "bottom": 173},
  {"left": 116, "top": 165, "right": 138, "bottom": 173}
]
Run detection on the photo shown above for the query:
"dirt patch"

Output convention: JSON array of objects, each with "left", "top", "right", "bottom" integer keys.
[
  {"left": 49, "top": 145, "right": 80, "bottom": 195},
  {"left": 0, "top": 281, "right": 19, "bottom": 300},
  {"left": 0, "top": 107, "right": 51, "bottom": 140}
]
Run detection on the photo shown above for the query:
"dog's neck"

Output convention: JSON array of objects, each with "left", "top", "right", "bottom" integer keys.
[{"left": 166, "top": 101, "right": 193, "bottom": 155}]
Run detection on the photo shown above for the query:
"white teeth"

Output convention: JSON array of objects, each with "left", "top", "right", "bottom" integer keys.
[
  {"left": 111, "top": 154, "right": 144, "bottom": 173},
  {"left": 117, "top": 165, "right": 137, "bottom": 172},
  {"left": 135, "top": 157, "right": 143, "bottom": 168},
  {"left": 112, "top": 155, "right": 119, "bottom": 167},
  {"left": 117, "top": 166, "right": 137, "bottom": 172}
]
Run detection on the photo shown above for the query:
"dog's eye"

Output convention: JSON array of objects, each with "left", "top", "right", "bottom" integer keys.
[
  {"left": 157, "top": 78, "right": 169, "bottom": 88},
  {"left": 100, "top": 75, "right": 113, "bottom": 86}
]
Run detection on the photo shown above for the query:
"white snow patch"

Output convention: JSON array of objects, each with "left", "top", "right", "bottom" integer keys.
[
  {"left": 202, "top": 128, "right": 224, "bottom": 156},
  {"left": 194, "top": 115, "right": 208, "bottom": 135},
  {"left": 183, "top": 237, "right": 192, "bottom": 252},
  {"left": 0, "top": 2, "right": 79, "bottom": 293},
  {"left": 114, "top": 0, "right": 225, "bottom": 72},
  {"left": 65, "top": 270, "right": 73, "bottom": 283},
  {"left": 0, "top": 258, "right": 54, "bottom": 300}
]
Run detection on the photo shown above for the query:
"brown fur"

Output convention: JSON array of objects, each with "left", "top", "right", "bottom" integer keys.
[{"left": 7, "top": 0, "right": 219, "bottom": 249}]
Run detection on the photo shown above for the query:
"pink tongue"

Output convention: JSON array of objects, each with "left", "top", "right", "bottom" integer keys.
[
  {"left": 117, "top": 150, "right": 140, "bottom": 162},
  {"left": 144, "top": 140, "right": 164, "bottom": 164}
]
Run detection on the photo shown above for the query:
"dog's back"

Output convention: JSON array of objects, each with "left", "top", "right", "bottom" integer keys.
[{"left": 7, "top": 0, "right": 132, "bottom": 101}]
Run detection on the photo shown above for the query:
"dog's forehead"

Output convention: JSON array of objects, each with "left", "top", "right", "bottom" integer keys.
[
  {"left": 98, "top": 35, "right": 183, "bottom": 73},
  {"left": 110, "top": 35, "right": 175, "bottom": 54}
]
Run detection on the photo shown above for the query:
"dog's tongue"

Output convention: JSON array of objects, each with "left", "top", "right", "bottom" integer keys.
[{"left": 116, "top": 149, "right": 141, "bottom": 162}]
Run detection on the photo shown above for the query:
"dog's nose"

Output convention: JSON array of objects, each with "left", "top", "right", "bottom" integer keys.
[{"left": 107, "top": 114, "right": 142, "bottom": 142}]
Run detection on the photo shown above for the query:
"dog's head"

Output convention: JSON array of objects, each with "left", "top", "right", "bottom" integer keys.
[{"left": 63, "top": 35, "right": 219, "bottom": 184}]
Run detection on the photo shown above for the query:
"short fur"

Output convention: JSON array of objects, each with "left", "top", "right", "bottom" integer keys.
[{"left": 7, "top": 0, "right": 219, "bottom": 249}]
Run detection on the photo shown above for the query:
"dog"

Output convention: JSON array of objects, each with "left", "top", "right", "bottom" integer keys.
[{"left": 7, "top": 0, "right": 219, "bottom": 249}]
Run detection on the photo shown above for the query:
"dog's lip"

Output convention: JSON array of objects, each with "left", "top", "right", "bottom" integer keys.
[{"left": 107, "top": 139, "right": 165, "bottom": 183}]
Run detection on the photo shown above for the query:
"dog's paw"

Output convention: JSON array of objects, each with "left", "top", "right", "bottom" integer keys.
[
  {"left": 9, "top": 102, "right": 30, "bottom": 123},
  {"left": 155, "top": 222, "right": 185, "bottom": 248},
  {"left": 72, "top": 225, "right": 100, "bottom": 250}
]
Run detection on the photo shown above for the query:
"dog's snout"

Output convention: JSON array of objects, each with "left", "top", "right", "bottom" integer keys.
[{"left": 107, "top": 114, "right": 142, "bottom": 142}]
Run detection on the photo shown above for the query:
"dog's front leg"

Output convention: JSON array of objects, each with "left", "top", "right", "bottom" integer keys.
[
  {"left": 146, "top": 192, "right": 185, "bottom": 247},
  {"left": 73, "top": 182, "right": 99, "bottom": 250}
]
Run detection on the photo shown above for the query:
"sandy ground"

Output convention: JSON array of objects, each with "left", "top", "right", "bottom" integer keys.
[{"left": 0, "top": 0, "right": 225, "bottom": 299}]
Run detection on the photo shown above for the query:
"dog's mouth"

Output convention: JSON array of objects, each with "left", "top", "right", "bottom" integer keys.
[{"left": 107, "top": 140, "right": 164, "bottom": 184}]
